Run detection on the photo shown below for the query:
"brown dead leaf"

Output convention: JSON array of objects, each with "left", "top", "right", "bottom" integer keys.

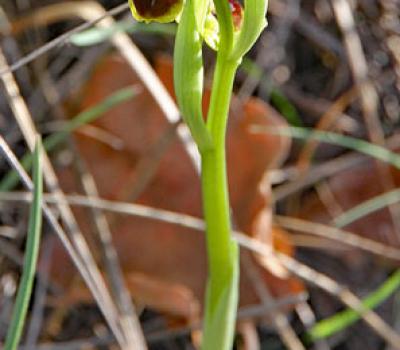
[
  {"left": 49, "top": 53, "right": 303, "bottom": 321},
  {"left": 298, "top": 157, "right": 400, "bottom": 263}
]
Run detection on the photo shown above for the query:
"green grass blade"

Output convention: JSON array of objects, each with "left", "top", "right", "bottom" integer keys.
[
  {"left": 70, "top": 21, "right": 176, "bottom": 46},
  {"left": 4, "top": 138, "right": 43, "bottom": 350},
  {"left": 264, "top": 127, "right": 400, "bottom": 169},
  {"left": 270, "top": 88, "right": 302, "bottom": 127},
  {"left": 308, "top": 270, "right": 400, "bottom": 341},
  {"left": 239, "top": 59, "right": 302, "bottom": 126},
  {"left": 266, "top": 126, "right": 400, "bottom": 229},
  {"left": 0, "top": 86, "right": 137, "bottom": 191},
  {"left": 333, "top": 188, "right": 400, "bottom": 228}
]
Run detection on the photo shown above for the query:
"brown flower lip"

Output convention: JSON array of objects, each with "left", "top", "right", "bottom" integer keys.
[{"left": 133, "top": 0, "right": 181, "bottom": 18}]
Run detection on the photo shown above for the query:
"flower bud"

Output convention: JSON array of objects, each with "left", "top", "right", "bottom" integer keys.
[{"left": 228, "top": 0, "right": 243, "bottom": 30}]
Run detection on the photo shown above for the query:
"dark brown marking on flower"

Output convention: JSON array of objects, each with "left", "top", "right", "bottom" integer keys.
[{"left": 133, "top": 0, "right": 180, "bottom": 18}]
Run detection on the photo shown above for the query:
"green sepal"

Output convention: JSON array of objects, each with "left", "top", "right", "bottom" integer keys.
[
  {"left": 193, "top": 0, "right": 210, "bottom": 33},
  {"left": 192, "top": 0, "right": 219, "bottom": 51},
  {"left": 230, "top": 0, "right": 268, "bottom": 60},
  {"left": 174, "top": 0, "right": 213, "bottom": 151},
  {"left": 203, "top": 12, "right": 219, "bottom": 51}
]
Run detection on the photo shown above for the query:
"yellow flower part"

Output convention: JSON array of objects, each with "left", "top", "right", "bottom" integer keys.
[{"left": 129, "top": 0, "right": 184, "bottom": 23}]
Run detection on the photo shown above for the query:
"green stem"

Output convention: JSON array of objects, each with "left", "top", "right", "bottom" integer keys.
[{"left": 200, "top": 55, "right": 240, "bottom": 350}]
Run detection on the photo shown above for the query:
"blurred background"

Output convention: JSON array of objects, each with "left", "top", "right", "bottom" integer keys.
[{"left": 1, "top": 0, "right": 400, "bottom": 349}]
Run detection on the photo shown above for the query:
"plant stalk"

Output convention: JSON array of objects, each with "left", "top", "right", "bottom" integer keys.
[{"left": 200, "top": 55, "right": 240, "bottom": 350}]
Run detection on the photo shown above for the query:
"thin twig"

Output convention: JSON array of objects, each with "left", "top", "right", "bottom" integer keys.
[
  {"left": 242, "top": 252, "right": 305, "bottom": 350},
  {"left": 273, "top": 133, "right": 400, "bottom": 201},
  {"left": 32, "top": 44, "right": 146, "bottom": 349},
  {"left": 4, "top": 191, "right": 400, "bottom": 261},
  {"left": 275, "top": 215, "right": 400, "bottom": 261},
  {"left": 14, "top": 293, "right": 308, "bottom": 350},
  {"left": 73, "top": 151, "right": 147, "bottom": 349},
  {"left": 331, "top": 0, "right": 400, "bottom": 245},
  {"left": 0, "top": 137, "right": 125, "bottom": 347},
  {"left": 0, "top": 35, "right": 127, "bottom": 346},
  {"left": 295, "top": 302, "right": 331, "bottom": 350},
  {"left": 2, "top": 3, "right": 129, "bottom": 77},
  {"left": 296, "top": 87, "right": 357, "bottom": 171},
  {"left": 1, "top": 191, "right": 400, "bottom": 346}
]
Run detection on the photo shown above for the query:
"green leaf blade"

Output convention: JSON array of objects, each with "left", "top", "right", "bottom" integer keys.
[
  {"left": 333, "top": 188, "right": 400, "bottom": 228},
  {"left": 4, "top": 138, "right": 43, "bottom": 350},
  {"left": 308, "top": 270, "right": 400, "bottom": 341},
  {"left": 0, "top": 86, "right": 137, "bottom": 192},
  {"left": 263, "top": 127, "right": 400, "bottom": 170}
]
